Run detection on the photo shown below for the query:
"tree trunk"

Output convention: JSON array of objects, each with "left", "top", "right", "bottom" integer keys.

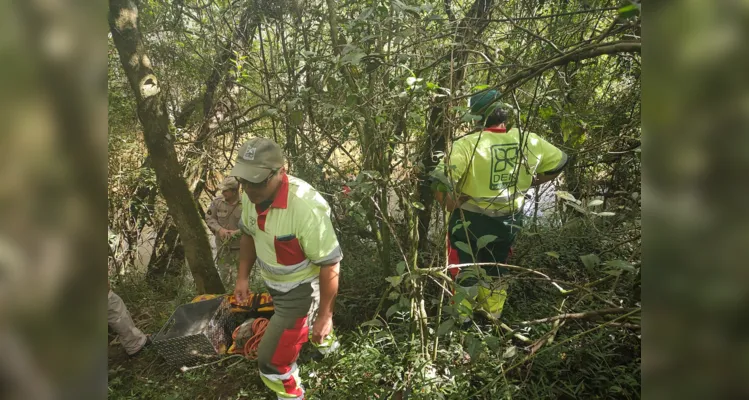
[
  {"left": 109, "top": 0, "right": 224, "bottom": 294},
  {"left": 147, "top": 218, "right": 185, "bottom": 278}
]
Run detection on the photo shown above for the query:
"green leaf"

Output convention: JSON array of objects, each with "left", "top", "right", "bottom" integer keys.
[
  {"left": 412, "top": 201, "right": 425, "bottom": 210},
  {"left": 388, "top": 291, "right": 400, "bottom": 300},
  {"left": 603, "top": 260, "right": 636, "bottom": 273},
  {"left": 545, "top": 251, "right": 560, "bottom": 259},
  {"left": 461, "top": 113, "right": 483, "bottom": 122},
  {"left": 452, "top": 220, "right": 471, "bottom": 234},
  {"left": 437, "top": 319, "right": 455, "bottom": 336},
  {"left": 603, "top": 269, "right": 622, "bottom": 277},
  {"left": 587, "top": 199, "right": 604, "bottom": 207},
  {"left": 539, "top": 106, "right": 556, "bottom": 120},
  {"left": 593, "top": 211, "right": 616, "bottom": 217},
  {"left": 580, "top": 254, "right": 601, "bottom": 273},
  {"left": 454, "top": 241, "right": 472, "bottom": 256},
  {"left": 472, "top": 84, "right": 490, "bottom": 91},
  {"left": 361, "top": 319, "right": 384, "bottom": 327},
  {"left": 386, "top": 303, "right": 400, "bottom": 318},
  {"left": 618, "top": 3, "right": 640, "bottom": 18},
  {"left": 476, "top": 235, "right": 497, "bottom": 250},
  {"left": 484, "top": 336, "right": 501, "bottom": 352},
  {"left": 465, "top": 334, "right": 482, "bottom": 361},
  {"left": 396, "top": 261, "right": 406, "bottom": 275},
  {"left": 385, "top": 275, "right": 403, "bottom": 287}
]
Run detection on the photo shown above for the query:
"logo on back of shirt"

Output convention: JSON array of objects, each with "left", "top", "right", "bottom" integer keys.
[{"left": 490, "top": 143, "right": 519, "bottom": 190}]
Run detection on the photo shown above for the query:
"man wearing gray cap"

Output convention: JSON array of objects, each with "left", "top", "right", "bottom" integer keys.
[
  {"left": 205, "top": 176, "right": 242, "bottom": 285},
  {"left": 231, "top": 137, "right": 341, "bottom": 400}
]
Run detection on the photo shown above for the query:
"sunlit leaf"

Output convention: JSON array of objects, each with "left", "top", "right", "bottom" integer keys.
[
  {"left": 587, "top": 199, "right": 604, "bottom": 207},
  {"left": 555, "top": 190, "right": 580, "bottom": 204},
  {"left": 412, "top": 201, "right": 425, "bottom": 210},
  {"left": 385, "top": 275, "right": 403, "bottom": 287},
  {"left": 502, "top": 345, "right": 517, "bottom": 359},
  {"left": 618, "top": 3, "right": 640, "bottom": 18},
  {"left": 406, "top": 77, "right": 422, "bottom": 87},
  {"left": 545, "top": 251, "right": 560, "bottom": 259}
]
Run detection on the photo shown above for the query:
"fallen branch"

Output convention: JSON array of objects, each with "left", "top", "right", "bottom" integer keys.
[
  {"left": 603, "top": 322, "right": 641, "bottom": 330},
  {"left": 517, "top": 307, "right": 640, "bottom": 326},
  {"left": 434, "top": 262, "right": 570, "bottom": 293}
]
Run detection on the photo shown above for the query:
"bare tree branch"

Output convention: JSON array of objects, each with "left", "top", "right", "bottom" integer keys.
[{"left": 517, "top": 308, "right": 640, "bottom": 326}]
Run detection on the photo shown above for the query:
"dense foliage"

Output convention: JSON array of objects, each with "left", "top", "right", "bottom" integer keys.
[{"left": 108, "top": 0, "right": 641, "bottom": 398}]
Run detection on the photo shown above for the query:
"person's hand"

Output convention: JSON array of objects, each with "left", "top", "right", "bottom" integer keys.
[
  {"left": 218, "top": 228, "right": 229, "bottom": 241},
  {"left": 230, "top": 229, "right": 240, "bottom": 238},
  {"left": 234, "top": 278, "right": 250, "bottom": 304},
  {"left": 311, "top": 313, "right": 333, "bottom": 344}
]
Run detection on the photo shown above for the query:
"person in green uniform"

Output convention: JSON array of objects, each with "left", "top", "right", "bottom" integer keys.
[{"left": 431, "top": 89, "right": 568, "bottom": 319}]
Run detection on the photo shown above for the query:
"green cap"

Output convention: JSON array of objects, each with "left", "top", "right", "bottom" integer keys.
[
  {"left": 231, "top": 138, "right": 284, "bottom": 183},
  {"left": 469, "top": 89, "right": 501, "bottom": 117}
]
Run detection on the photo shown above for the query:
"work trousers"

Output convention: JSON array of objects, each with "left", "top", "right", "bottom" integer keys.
[
  {"left": 447, "top": 210, "right": 523, "bottom": 318},
  {"left": 257, "top": 280, "right": 337, "bottom": 400},
  {"left": 447, "top": 209, "right": 523, "bottom": 282},
  {"left": 108, "top": 290, "right": 147, "bottom": 355}
]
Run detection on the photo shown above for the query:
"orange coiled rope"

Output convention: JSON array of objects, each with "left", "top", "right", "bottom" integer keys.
[{"left": 241, "top": 317, "right": 269, "bottom": 360}]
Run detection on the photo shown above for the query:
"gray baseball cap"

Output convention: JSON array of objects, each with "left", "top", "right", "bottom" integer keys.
[{"left": 230, "top": 138, "right": 284, "bottom": 183}]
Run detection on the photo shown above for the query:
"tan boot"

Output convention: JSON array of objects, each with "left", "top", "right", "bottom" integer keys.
[{"left": 477, "top": 280, "right": 509, "bottom": 320}]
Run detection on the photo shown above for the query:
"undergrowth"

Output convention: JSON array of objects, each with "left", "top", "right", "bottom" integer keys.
[{"left": 109, "top": 215, "right": 640, "bottom": 399}]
